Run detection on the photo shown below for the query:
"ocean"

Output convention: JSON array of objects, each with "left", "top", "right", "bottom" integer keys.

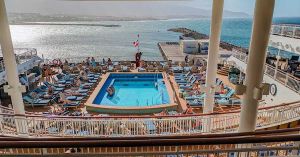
[{"left": 9, "top": 17, "right": 300, "bottom": 61}]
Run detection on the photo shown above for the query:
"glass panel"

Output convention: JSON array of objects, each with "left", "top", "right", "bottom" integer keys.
[{"left": 286, "top": 76, "right": 300, "bottom": 92}]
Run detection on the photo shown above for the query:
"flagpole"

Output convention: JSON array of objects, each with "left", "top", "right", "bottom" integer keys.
[{"left": 137, "top": 34, "right": 140, "bottom": 53}]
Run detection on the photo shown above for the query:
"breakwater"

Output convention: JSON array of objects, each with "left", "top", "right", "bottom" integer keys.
[{"left": 168, "top": 27, "right": 249, "bottom": 54}]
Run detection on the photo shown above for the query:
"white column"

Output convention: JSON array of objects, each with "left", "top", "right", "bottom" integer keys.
[
  {"left": 0, "top": 0, "right": 28, "bottom": 135},
  {"left": 203, "top": 0, "right": 224, "bottom": 113},
  {"left": 239, "top": 0, "right": 275, "bottom": 132}
]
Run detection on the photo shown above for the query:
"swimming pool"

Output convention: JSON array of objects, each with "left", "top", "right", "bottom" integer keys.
[{"left": 86, "top": 73, "right": 176, "bottom": 114}]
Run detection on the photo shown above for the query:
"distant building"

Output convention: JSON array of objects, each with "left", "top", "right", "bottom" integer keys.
[{"left": 179, "top": 39, "right": 209, "bottom": 55}]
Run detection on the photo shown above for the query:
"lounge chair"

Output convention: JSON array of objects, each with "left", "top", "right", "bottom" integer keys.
[
  {"left": 147, "top": 65, "right": 155, "bottom": 72},
  {"left": 66, "top": 96, "right": 84, "bottom": 101},
  {"left": 178, "top": 77, "right": 198, "bottom": 89},
  {"left": 121, "top": 65, "right": 130, "bottom": 72},
  {"left": 175, "top": 74, "right": 194, "bottom": 83},
  {"left": 44, "top": 81, "right": 65, "bottom": 89},
  {"left": 216, "top": 98, "right": 241, "bottom": 105},
  {"left": 108, "top": 65, "right": 114, "bottom": 72},
  {"left": 174, "top": 71, "right": 191, "bottom": 79},
  {"left": 187, "top": 99, "right": 203, "bottom": 107},
  {"left": 23, "top": 95, "right": 51, "bottom": 107},
  {"left": 157, "top": 65, "right": 163, "bottom": 72},
  {"left": 171, "top": 66, "right": 183, "bottom": 73},
  {"left": 62, "top": 101, "right": 80, "bottom": 108},
  {"left": 183, "top": 66, "right": 192, "bottom": 72},
  {"left": 184, "top": 93, "right": 205, "bottom": 101},
  {"left": 138, "top": 67, "right": 146, "bottom": 72},
  {"left": 215, "top": 89, "right": 235, "bottom": 99}
]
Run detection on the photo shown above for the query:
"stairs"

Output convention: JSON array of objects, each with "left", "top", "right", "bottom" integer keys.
[{"left": 217, "top": 65, "right": 230, "bottom": 76}]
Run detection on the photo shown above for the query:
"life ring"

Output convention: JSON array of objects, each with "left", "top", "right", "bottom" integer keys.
[{"left": 270, "top": 84, "right": 277, "bottom": 96}]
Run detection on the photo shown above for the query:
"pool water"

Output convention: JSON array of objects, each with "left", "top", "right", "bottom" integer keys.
[{"left": 93, "top": 73, "right": 170, "bottom": 107}]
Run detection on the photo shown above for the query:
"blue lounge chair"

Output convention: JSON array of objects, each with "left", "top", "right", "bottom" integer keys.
[
  {"left": 23, "top": 96, "right": 50, "bottom": 106},
  {"left": 172, "top": 66, "right": 183, "bottom": 73},
  {"left": 44, "top": 81, "right": 65, "bottom": 89},
  {"left": 63, "top": 101, "right": 80, "bottom": 108},
  {"left": 215, "top": 89, "right": 235, "bottom": 99},
  {"left": 66, "top": 96, "right": 84, "bottom": 101},
  {"left": 183, "top": 66, "right": 192, "bottom": 72},
  {"left": 138, "top": 67, "right": 146, "bottom": 72},
  {"left": 187, "top": 99, "right": 203, "bottom": 107},
  {"left": 185, "top": 93, "right": 205, "bottom": 101},
  {"left": 174, "top": 71, "right": 191, "bottom": 79},
  {"left": 216, "top": 98, "right": 241, "bottom": 105},
  {"left": 176, "top": 75, "right": 195, "bottom": 84},
  {"left": 179, "top": 78, "right": 198, "bottom": 89}
]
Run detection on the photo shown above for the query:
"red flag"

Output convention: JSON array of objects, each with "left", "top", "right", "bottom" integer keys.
[{"left": 133, "top": 40, "right": 139, "bottom": 47}]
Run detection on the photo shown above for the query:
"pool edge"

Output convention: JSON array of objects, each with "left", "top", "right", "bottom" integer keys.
[{"left": 85, "top": 72, "right": 177, "bottom": 114}]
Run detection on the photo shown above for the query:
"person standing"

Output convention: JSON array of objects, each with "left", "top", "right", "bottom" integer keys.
[
  {"left": 91, "top": 57, "right": 96, "bottom": 68},
  {"left": 185, "top": 55, "right": 189, "bottom": 63},
  {"left": 135, "top": 52, "right": 140, "bottom": 68}
]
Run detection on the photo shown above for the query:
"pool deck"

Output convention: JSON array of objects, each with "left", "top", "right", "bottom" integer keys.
[
  {"left": 158, "top": 42, "right": 233, "bottom": 62},
  {"left": 85, "top": 72, "right": 178, "bottom": 114}
]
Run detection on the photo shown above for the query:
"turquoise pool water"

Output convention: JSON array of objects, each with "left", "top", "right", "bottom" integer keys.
[{"left": 93, "top": 73, "right": 170, "bottom": 107}]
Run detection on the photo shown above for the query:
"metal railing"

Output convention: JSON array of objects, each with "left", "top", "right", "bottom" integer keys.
[
  {"left": 0, "top": 48, "right": 38, "bottom": 72},
  {"left": 0, "top": 101, "right": 300, "bottom": 137},
  {"left": 271, "top": 24, "right": 300, "bottom": 38},
  {"left": 0, "top": 128, "right": 300, "bottom": 156},
  {"left": 45, "top": 55, "right": 164, "bottom": 64},
  {"left": 232, "top": 48, "right": 300, "bottom": 94},
  {"left": 0, "top": 48, "right": 43, "bottom": 85},
  {"left": 271, "top": 24, "right": 300, "bottom": 39}
]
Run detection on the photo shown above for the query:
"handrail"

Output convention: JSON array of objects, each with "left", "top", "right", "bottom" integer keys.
[
  {"left": 1, "top": 100, "right": 299, "bottom": 119},
  {"left": 1, "top": 101, "right": 300, "bottom": 137},
  {"left": 2, "top": 127, "right": 300, "bottom": 141},
  {"left": 231, "top": 49, "right": 300, "bottom": 94},
  {"left": 271, "top": 24, "right": 300, "bottom": 39},
  {"left": 1, "top": 128, "right": 300, "bottom": 148}
]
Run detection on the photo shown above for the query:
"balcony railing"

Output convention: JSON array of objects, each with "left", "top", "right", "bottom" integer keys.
[
  {"left": 232, "top": 48, "right": 300, "bottom": 94},
  {"left": 0, "top": 127, "right": 299, "bottom": 156},
  {"left": 0, "top": 101, "right": 300, "bottom": 137},
  {"left": 0, "top": 48, "right": 38, "bottom": 72},
  {"left": 271, "top": 24, "right": 300, "bottom": 39}
]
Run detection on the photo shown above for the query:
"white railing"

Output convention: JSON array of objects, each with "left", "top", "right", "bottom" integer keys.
[
  {"left": 0, "top": 49, "right": 43, "bottom": 85},
  {"left": 0, "top": 48, "right": 38, "bottom": 72},
  {"left": 0, "top": 101, "right": 300, "bottom": 137},
  {"left": 232, "top": 49, "right": 300, "bottom": 94},
  {"left": 44, "top": 55, "right": 164, "bottom": 64},
  {"left": 271, "top": 24, "right": 300, "bottom": 39}
]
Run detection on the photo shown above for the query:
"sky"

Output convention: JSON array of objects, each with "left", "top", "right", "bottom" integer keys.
[{"left": 4, "top": 0, "right": 300, "bottom": 17}]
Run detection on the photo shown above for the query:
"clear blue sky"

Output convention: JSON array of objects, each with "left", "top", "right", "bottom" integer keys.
[{"left": 188, "top": 0, "right": 300, "bottom": 17}]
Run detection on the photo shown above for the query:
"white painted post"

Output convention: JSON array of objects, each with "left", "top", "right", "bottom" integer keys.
[
  {"left": 0, "top": 0, "right": 28, "bottom": 136},
  {"left": 203, "top": 0, "right": 224, "bottom": 114},
  {"left": 274, "top": 49, "right": 281, "bottom": 77},
  {"left": 239, "top": 0, "right": 275, "bottom": 132}
]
